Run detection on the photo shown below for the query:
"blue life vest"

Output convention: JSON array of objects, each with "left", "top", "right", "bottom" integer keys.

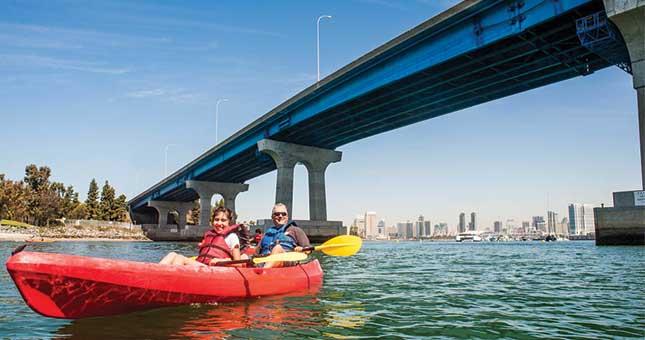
[{"left": 259, "top": 221, "right": 297, "bottom": 255}]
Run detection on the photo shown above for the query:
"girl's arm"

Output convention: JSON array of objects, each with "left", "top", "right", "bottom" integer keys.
[{"left": 231, "top": 246, "right": 241, "bottom": 261}]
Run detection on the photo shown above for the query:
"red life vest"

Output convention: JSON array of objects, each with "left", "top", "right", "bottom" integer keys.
[{"left": 196, "top": 224, "right": 240, "bottom": 265}]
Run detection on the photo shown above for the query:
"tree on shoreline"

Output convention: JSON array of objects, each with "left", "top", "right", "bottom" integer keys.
[
  {"left": 86, "top": 179, "right": 99, "bottom": 219},
  {"left": 0, "top": 165, "right": 129, "bottom": 226},
  {"left": 114, "top": 194, "right": 128, "bottom": 222},
  {"left": 0, "top": 174, "right": 29, "bottom": 222},
  {"left": 99, "top": 180, "right": 116, "bottom": 220}
]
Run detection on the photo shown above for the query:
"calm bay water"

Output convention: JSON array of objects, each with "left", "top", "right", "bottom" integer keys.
[{"left": 1, "top": 240, "right": 643, "bottom": 339}]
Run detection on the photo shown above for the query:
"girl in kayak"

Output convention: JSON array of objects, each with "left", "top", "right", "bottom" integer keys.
[{"left": 159, "top": 207, "right": 244, "bottom": 266}]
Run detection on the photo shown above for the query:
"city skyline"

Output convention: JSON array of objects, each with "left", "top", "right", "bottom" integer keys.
[
  {"left": 1, "top": 0, "right": 640, "bottom": 229},
  {"left": 353, "top": 202, "right": 595, "bottom": 237}
]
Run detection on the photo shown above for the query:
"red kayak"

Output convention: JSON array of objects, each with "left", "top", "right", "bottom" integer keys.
[{"left": 6, "top": 250, "right": 323, "bottom": 319}]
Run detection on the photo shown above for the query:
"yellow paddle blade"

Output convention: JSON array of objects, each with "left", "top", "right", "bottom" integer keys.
[
  {"left": 314, "top": 235, "right": 362, "bottom": 256},
  {"left": 188, "top": 256, "right": 197, "bottom": 260},
  {"left": 252, "top": 251, "right": 308, "bottom": 264}
]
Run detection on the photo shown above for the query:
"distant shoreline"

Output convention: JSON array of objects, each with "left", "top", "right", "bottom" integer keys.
[
  {"left": 0, "top": 232, "right": 149, "bottom": 242},
  {"left": 0, "top": 222, "right": 150, "bottom": 242}
]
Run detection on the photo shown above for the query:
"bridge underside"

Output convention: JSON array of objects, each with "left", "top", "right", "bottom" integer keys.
[{"left": 131, "top": 1, "right": 610, "bottom": 214}]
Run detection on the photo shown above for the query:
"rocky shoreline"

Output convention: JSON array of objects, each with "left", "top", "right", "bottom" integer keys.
[{"left": 0, "top": 224, "right": 150, "bottom": 242}]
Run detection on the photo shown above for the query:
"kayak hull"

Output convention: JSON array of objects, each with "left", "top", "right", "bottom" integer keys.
[{"left": 6, "top": 251, "right": 323, "bottom": 319}]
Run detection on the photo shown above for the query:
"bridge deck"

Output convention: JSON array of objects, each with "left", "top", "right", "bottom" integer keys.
[{"left": 129, "top": 0, "right": 614, "bottom": 212}]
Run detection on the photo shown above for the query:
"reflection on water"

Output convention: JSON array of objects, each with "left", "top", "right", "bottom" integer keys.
[{"left": 53, "top": 291, "right": 367, "bottom": 339}]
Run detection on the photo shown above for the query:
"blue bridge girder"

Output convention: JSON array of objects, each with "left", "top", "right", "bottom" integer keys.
[{"left": 129, "top": 0, "right": 627, "bottom": 213}]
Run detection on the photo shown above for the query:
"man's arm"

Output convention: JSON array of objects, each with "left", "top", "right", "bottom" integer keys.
[{"left": 289, "top": 226, "right": 310, "bottom": 251}]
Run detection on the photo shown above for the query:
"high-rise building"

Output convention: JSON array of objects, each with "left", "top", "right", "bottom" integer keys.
[
  {"left": 470, "top": 212, "right": 477, "bottom": 231},
  {"left": 547, "top": 211, "right": 558, "bottom": 234},
  {"left": 424, "top": 220, "right": 432, "bottom": 236},
  {"left": 493, "top": 221, "right": 502, "bottom": 233},
  {"left": 415, "top": 215, "right": 424, "bottom": 238},
  {"left": 386, "top": 224, "right": 398, "bottom": 238},
  {"left": 352, "top": 214, "right": 365, "bottom": 237},
  {"left": 433, "top": 223, "right": 448, "bottom": 235},
  {"left": 396, "top": 221, "right": 414, "bottom": 239},
  {"left": 365, "top": 212, "right": 377, "bottom": 239},
  {"left": 557, "top": 217, "right": 569, "bottom": 236},
  {"left": 505, "top": 219, "right": 516, "bottom": 234},
  {"left": 568, "top": 203, "right": 595, "bottom": 235},
  {"left": 396, "top": 222, "right": 406, "bottom": 238},
  {"left": 458, "top": 213, "right": 466, "bottom": 233},
  {"left": 522, "top": 221, "right": 530, "bottom": 233},
  {"left": 532, "top": 216, "right": 546, "bottom": 232},
  {"left": 377, "top": 219, "right": 386, "bottom": 237}
]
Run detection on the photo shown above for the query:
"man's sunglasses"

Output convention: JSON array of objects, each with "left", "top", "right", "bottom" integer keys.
[{"left": 272, "top": 212, "right": 288, "bottom": 217}]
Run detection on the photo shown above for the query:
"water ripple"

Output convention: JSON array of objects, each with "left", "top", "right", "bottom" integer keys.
[{"left": 1, "top": 241, "right": 644, "bottom": 339}]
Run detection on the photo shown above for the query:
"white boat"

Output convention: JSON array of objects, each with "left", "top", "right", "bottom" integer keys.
[{"left": 456, "top": 231, "right": 482, "bottom": 242}]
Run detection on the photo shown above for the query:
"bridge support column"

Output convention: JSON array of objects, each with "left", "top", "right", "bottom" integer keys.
[
  {"left": 306, "top": 161, "right": 335, "bottom": 221},
  {"left": 257, "top": 139, "right": 342, "bottom": 221},
  {"left": 186, "top": 180, "right": 249, "bottom": 226},
  {"left": 604, "top": 0, "right": 645, "bottom": 189},
  {"left": 147, "top": 201, "right": 193, "bottom": 229},
  {"left": 596, "top": 1, "right": 645, "bottom": 246}
]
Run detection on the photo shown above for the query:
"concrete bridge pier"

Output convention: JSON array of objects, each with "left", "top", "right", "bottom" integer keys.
[
  {"left": 595, "top": 1, "right": 645, "bottom": 245},
  {"left": 186, "top": 180, "right": 249, "bottom": 226},
  {"left": 304, "top": 159, "right": 340, "bottom": 221},
  {"left": 604, "top": 0, "right": 645, "bottom": 188},
  {"left": 257, "top": 139, "right": 342, "bottom": 218},
  {"left": 147, "top": 200, "right": 194, "bottom": 230},
  {"left": 257, "top": 139, "right": 343, "bottom": 242}
]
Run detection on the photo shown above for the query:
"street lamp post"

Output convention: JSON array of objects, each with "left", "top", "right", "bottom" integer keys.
[
  {"left": 215, "top": 98, "right": 229, "bottom": 144},
  {"left": 164, "top": 144, "right": 177, "bottom": 177},
  {"left": 317, "top": 15, "right": 332, "bottom": 83}
]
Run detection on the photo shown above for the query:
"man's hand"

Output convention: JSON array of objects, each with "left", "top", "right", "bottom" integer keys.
[
  {"left": 294, "top": 246, "right": 311, "bottom": 254},
  {"left": 209, "top": 258, "right": 222, "bottom": 265}
]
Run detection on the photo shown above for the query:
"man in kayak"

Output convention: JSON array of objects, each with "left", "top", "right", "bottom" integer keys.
[
  {"left": 159, "top": 207, "right": 244, "bottom": 266},
  {"left": 258, "top": 203, "right": 310, "bottom": 268}
]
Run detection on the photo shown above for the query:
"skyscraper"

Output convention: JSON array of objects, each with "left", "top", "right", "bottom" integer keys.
[
  {"left": 547, "top": 211, "right": 558, "bottom": 234},
  {"left": 424, "top": 220, "right": 432, "bottom": 236},
  {"left": 558, "top": 217, "right": 569, "bottom": 236},
  {"left": 405, "top": 221, "right": 414, "bottom": 239},
  {"left": 568, "top": 203, "right": 595, "bottom": 235},
  {"left": 396, "top": 221, "right": 414, "bottom": 238},
  {"left": 353, "top": 215, "right": 365, "bottom": 238},
  {"left": 522, "top": 221, "right": 530, "bottom": 233},
  {"left": 532, "top": 216, "right": 546, "bottom": 232},
  {"left": 470, "top": 212, "right": 477, "bottom": 231},
  {"left": 396, "top": 222, "right": 406, "bottom": 238},
  {"left": 377, "top": 219, "right": 386, "bottom": 237},
  {"left": 493, "top": 221, "right": 502, "bottom": 233},
  {"left": 415, "top": 215, "right": 424, "bottom": 238},
  {"left": 505, "top": 219, "right": 516, "bottom": 234},
  {"left": 458, "top": 213, "right": 466, "bottom": 233},
  {"left": 365, "top": 212, "right": 377, "bottom": 239},
  {"left": 434, "top": 223, "right": 448, "bottom": 235}
]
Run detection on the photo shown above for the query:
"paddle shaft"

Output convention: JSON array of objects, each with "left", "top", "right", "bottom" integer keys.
[
  {"left": 211, "top": 251, "right": 307, "bottom": 266},
  {"left": 212, "top": 259, "right": 252, "bottom": 266},
  {"left": 301, "top": 242, "right": 355, "bottom": 252}
]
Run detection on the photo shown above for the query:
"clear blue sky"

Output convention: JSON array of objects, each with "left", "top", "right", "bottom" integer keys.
[{"left": 1, "top": 0, "right": 640, "bottom": 231}]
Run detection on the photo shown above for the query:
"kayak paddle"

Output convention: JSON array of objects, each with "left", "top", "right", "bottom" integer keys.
[
  {"left": 212, "top": 251, "right": 307, "bottom": 266},
  {"left": 301, "top": 235, "right": 362, "bottom": 256}
]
